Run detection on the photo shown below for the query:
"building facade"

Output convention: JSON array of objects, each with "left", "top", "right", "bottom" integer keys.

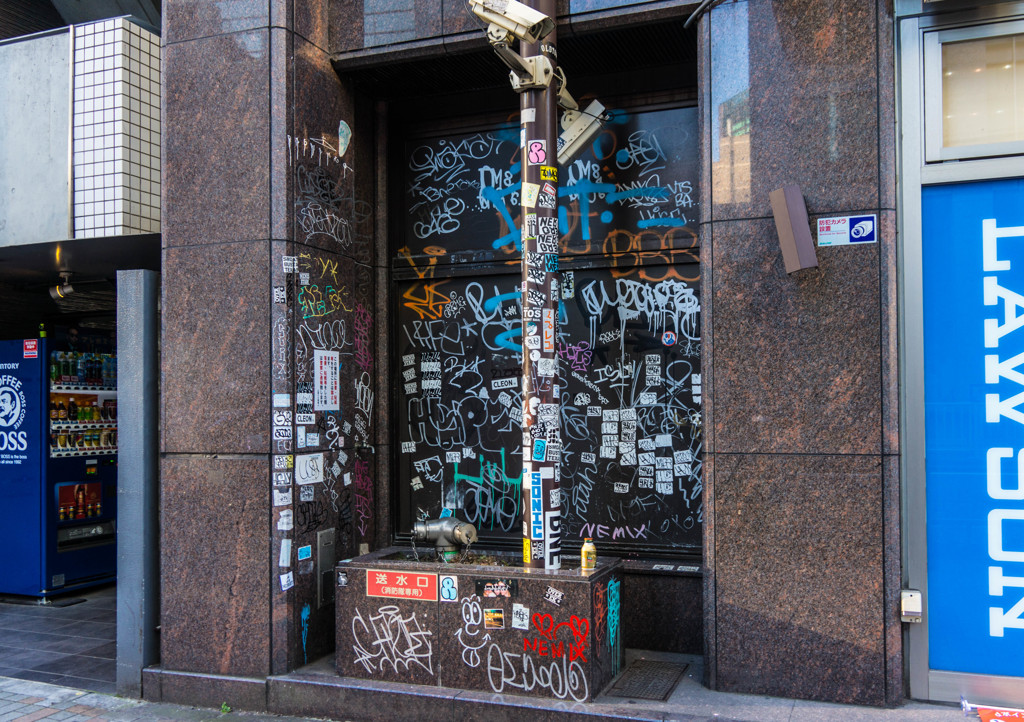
[
  {"left": 155, "top": 0, "right": 904, "bottom": 707},
  {"left": 1, "top": 0, "right": 1023, "bottom": 713}
]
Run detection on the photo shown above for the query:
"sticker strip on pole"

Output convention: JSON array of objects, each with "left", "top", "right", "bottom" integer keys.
[{"left": 520, "top": 0, "right": 560, "bottom": 570}]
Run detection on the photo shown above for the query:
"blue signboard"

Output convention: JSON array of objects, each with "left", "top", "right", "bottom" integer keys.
[
  {"left": 923, "top": 178, "right": 1024, "bottom": 677},
  {"left": 0, "top": 339, "right": 45, "bottom": 595}
]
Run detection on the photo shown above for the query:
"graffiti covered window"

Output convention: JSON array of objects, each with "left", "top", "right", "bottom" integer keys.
[{"left": 393, "top": 104, "right": 702, "bottom": 556}]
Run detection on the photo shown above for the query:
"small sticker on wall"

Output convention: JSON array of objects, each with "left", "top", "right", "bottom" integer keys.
[
  {"left": 539, "top": 165, "right": 557, "bottom": 181},
  {"left": 273, "top": 393, "right": 291, "bottom": 408},
  {"left": 439, "top": 575, "right": 458, "bottom": 601},
  {"left": 272, "top": 452, "right": 292, "bottom": 471},
  {"left": 277, "top": 510, "right": 293, "bottom": 531},
  {"left": 522, "top": 182, "right": 540, "bottom": 209},
  {"left": 280, "top": 572, "right": 294, "bottom": 591},
  {"left": 295, "top": 452, "right": 324, "bottom": 485},
  {"left": 527, "top": 139, "right": 547, "bottom": 165},
  {"left": 543, "top": 585, "right": 564, "bottom": 606},
  {"left": 313, "top": 350, "right": 340, "bottom": 410},
  {"left": 484, "top": 609, "right": 505, "bottom": 629},
  {"left": 279, "top": 539, "right": 292, "bottom": 567},
  {"left": 299, "top": 485, "right": 314, "bottom": 502},
  {"left": 273, "top": 488, "right": 291, "bottom": 506},
  {"left": 511, "top": 603, "right": 530, "bottom": 630},
  {"left": 283, "top": 256, "right": 298, "bottom": 273},
  {"left": 299, "top": 272, "right": 311, "bottom": 286},
  {"left": 337, "top": 120, "right": 353, "bottom": 156},
  {"left": 298, "top": 544, "right": 312, "bottom": 561},
  {"left": 817, "top": 214, "right": 877, "bottom": 246},
  {"left": 273, "top": 286, "right": 286, "bottom": 304}
]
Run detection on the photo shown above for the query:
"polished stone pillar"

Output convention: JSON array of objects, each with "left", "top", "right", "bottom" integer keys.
[
  {"left": 698, "top": 0, "right": 900, "bottom": 706},
  {"left": 160, "top": 0, "right": 377, "bottom": 684}
]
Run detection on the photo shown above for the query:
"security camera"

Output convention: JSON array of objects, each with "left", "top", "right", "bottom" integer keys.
[
  {"left": 468, "top": 0, "right": 554, "bottom": 45},
  {"left": 49, "top": 272, "right": 74, "bottom": 300},
  {"left": 553, "top": 68, "right": 578, "bottom": 111},
  {"left": 557, "top": 100, "right": 608, "bottom": 165}
]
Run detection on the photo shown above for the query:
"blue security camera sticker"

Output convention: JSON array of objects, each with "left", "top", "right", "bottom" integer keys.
[
  {"left": 848, "top": 215, "right": 877, "bottom": 243},
  {"left": 817, "top": 213, "right": 877, "bottom": 246}
]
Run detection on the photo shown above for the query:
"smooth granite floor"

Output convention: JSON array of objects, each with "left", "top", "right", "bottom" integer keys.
[{"left": 0, "top": 583, "right": 117, "bottom": 694}]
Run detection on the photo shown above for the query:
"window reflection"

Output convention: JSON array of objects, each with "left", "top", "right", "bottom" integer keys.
[
  {"left": 942, "top": 34, "right": 1024, "bottom": 148},
  {"left": 710, "top": 2, "right": 750, "bottom": 205}
]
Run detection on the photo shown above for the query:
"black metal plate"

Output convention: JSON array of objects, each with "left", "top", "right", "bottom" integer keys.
[{"left": 605, "top": 659, "right": 688, "bottom": 701}]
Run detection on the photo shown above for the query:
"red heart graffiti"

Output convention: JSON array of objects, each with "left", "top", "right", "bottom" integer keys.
[
  {"left": 569, "top": 616, "right": 589, "bottom": 646},
  {"left": 532, "top": 612, "right": 590, "bottom": 652},
  {"left": 533, "top": 613, "right": 556, "bottom": 640}
]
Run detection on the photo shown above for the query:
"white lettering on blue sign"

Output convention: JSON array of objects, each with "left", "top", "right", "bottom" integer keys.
[
  {"left": 983, "top": 218, "right": 1024, "bottom": 641},
  {"left": 530, "top": 472, "right": 543, "bottom": 540}
]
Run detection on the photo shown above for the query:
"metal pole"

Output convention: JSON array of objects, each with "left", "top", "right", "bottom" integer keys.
[{"left": 520, "top": 0, "right": 560, "bottom": 570}]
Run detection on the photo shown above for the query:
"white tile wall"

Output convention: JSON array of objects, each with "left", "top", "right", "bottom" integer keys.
[{"left": 72, "top": 18, "right": 161, "bottom": 238}]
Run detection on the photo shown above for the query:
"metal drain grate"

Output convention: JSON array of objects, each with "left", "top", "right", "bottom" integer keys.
[{"left": 606, "top": 659, "right": 688, "bottom": 701}]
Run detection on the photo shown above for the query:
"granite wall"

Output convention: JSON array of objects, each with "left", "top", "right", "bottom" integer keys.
[
  {"left": 160, "top": 0, "right": 902, "bottom": 708},
  {"left": 698, "top": 0, "right": 900, "bottom": 707},
  {"left": 160, "top": 0, "right": 379, "bottom": 677}
]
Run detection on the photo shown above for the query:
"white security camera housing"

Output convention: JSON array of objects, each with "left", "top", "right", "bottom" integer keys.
[
  {"left": 468, "top": 0, "right": 555, "bottom": 44},
  {"left": 554, "top": 68, "right": 578, "bottom": 111},
  {"left": 557, "top": 100, "right": 607, "bottom": 166}
]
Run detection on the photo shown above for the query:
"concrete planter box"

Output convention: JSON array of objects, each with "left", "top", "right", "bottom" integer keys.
[{"left": 334, "top": 547, "right": 624, "bottom": 702}]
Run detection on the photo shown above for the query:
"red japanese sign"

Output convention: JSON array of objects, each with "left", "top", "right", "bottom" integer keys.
[
  {"left": 366, "top": 569, "right": 438, "bottom": 601},
  {"left": 23, "top": 340, "right": 37, "bottom": 358}
]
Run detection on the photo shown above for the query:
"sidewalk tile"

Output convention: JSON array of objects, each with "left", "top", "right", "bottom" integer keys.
[{"left": 11, "top": 709, "right": 58, "bottom": 722}]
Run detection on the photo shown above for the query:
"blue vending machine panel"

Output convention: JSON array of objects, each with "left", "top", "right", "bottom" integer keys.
[
  {"left": 0, "top": 338, "right": 46, "bottom": 595},
  {"left": 0, "top": 337, "right": 118, "bottom": 596}
]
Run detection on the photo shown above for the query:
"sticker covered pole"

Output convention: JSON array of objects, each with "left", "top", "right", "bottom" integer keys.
[{"left": 519, "top": 0, "right": 560, "bottom": 570}]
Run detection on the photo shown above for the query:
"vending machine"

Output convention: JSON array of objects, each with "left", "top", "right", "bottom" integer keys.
[{"left": 0, "top": 337, "right": 117, "bottom": 597}]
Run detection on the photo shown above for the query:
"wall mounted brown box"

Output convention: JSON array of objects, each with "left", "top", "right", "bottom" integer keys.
[{"left": 770, "top": 184, "right": 819, "bottom": 273}]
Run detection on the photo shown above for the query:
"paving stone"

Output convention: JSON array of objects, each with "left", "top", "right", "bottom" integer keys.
[{"left": 11, "top": 708, "right": 58, "bottom": 722}]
